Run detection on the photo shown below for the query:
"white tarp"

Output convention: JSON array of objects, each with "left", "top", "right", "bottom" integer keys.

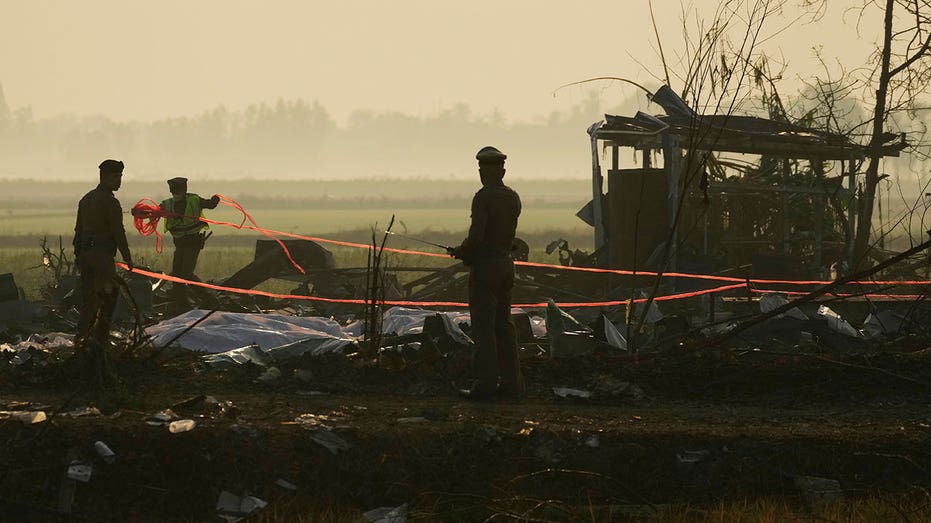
[
  {"left": 759, "top": 293, "right": 808, "bottom": 320},
  {"left": 528, "top": 315, "right": 546, "bottom": 338},
  {"left": 149, "top": 307, "right": 546, "bottom": 359},
  {"left": 381, "top": 307, "right": 470, "bottom": 337},
  {"left": 146, "top": 310, "right": 353, "bottom": 354},
  {"left": 381, "top": 306, "right": 544, "bottom": 342},
  {"left": 200, "top": 340, "right": 353, "bottom": 368}
]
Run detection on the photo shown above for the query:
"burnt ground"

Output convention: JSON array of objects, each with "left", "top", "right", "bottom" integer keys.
[{"left": 2, "top": 340, "right": 931, "bottom": 522}]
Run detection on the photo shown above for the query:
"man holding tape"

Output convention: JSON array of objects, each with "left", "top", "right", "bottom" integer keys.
[
  {"left": 449, "top": 146, "right": 523, "bottom": 399},
  {"left": 160, "top": 177, "right": 220, "bottom": 312}
]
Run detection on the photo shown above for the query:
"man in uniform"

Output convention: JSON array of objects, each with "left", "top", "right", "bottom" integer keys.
[
  {"left": 450, "top": 146, "right": 523, "bottom": 399},
  {"left": 159, "top": 177, "right": 220, "bottom": 311},
  {"left": 73, "top": 159, "right": 134, "bottom": 348}
]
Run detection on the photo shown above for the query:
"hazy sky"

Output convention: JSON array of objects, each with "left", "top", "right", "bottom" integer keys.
[{"left": 2, "top": 1, "right": 879, "bottom": 124}]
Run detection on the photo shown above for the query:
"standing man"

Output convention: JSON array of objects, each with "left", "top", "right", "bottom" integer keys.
[
  {"left": 450, "top": 146, "right": 523, "bottom": 399},
  {"left": 74, "top": 159, "right": 134, "bottom": 349},
  {"left": 160, "top": 177, "right": 220, "bottom": 311}
]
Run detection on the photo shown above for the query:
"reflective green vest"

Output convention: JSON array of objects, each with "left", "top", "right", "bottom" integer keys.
[{"left": 161, "top": 194, "right": 210, "bottom": 237}]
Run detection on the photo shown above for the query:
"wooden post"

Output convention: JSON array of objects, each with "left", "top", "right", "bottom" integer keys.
[
  {"left": 609, "top": 144, "right": 619, "bottom": 268},
  {"left": 662, "top": 134, "right": 680, "bottom": 272},
  {"left": 642, "top": 148, "right": 652, "bottom": 169},
  {"left": 588, "top": 122, "right": 606, "bottom": 260}
]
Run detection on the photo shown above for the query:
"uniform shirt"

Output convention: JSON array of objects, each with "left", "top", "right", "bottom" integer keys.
[
  {"left": 73, "top": 184, "right": 131, "bottom": 261},
  {"left": 457, "top": 181, "right": 522, "bottom": 261},
  {"left": 159, "top": 193, "right": 220, "bottom": 236}
]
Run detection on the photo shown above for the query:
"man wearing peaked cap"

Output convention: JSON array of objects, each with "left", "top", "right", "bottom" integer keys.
[
  {"left": 73, "top": 159, "right": 134, "bottom": 360},
  {"left": 475, "top": 146, "right": 507, "bottom": 163},
  {"left": 449, "top": 146, "right": 523, "bottom": 399},
  {"left": 159, "top": 177, "right": 220, "bottom": 312},
  {"left": 99, "top": 159, "right": 124, "bottom": 174}
]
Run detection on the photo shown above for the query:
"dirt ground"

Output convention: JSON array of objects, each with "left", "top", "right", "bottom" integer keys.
[{"left": 2, "top": 339, "right": 931, "bottom": 522}]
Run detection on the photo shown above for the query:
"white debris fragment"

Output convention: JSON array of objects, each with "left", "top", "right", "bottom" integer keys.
[
  {"left": 816, "top": 305, "right": 860, "bottom": 337},
  {"left": 66, "top": 461, "right": 93, "bottom": 483},
  {"left": 168, "top": 419, "right": 196, "bottom": 433},
  {"left": 275, "top": 478, "right": 298, "bottom": 491},
  {"left": 94, "top": 441, "right": 116, "bottom": 464},
  {"left": 363, "top": 503, "right": 408, "bottom": 523},
  {"left": 552, "top": 387, "right": 592, "bottom": 399},
  {"left": 11, "top": 411, "right": 46, "bottom": 425}
]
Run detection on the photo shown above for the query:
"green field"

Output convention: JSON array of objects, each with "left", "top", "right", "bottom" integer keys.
[
  {"left": 0, "top": 206, "right": 589, "bottom": 238},
  {"left": 0, "top": 178, "right": 596, "bottom": 298},
  {"left": 0, "top": 176, "right": 593, "bottom": 245}
]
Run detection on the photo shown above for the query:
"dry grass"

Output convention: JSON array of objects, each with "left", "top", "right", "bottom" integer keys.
[{"left": 232, "top": 494, "right": 931, "bottom": 522}]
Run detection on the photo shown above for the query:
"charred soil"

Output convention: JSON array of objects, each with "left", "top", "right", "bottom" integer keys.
[{"left": 2, "top": 344, "right": 931, "bottom": 521}]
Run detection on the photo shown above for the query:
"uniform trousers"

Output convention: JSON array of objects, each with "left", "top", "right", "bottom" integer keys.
[
  {"left": 169, "top": 234, "right": 205, "bottom": 305},
  {"left": 76, "top": 250, "right": 118, "bottom": 344},
  {"left": 468, "top": 256, "right": 520, "bottom": 390}
]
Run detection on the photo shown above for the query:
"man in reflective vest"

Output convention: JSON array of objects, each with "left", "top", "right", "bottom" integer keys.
[{"left": 160, "top": 177, "right": 220, "bottom": 311}]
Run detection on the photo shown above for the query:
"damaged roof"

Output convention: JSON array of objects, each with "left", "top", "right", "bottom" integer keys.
[{"left": 594, "top": 86, "right": 907, "bottom": 160}]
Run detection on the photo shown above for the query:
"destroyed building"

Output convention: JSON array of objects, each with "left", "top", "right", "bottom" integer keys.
[{"left": 581, "top": 85, "right": 909, "bottom": 279}]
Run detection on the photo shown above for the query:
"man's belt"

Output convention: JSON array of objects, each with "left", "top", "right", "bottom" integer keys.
[
  {"left": 473, "top": 244, "right": 512, "bottom": 260},
  {"left": 76, "top": 237, "right": 117, "bottom": 257},
  {"left": 169, "top": 222, "right": 206, "bottom": 236},
  {"left": 79, "top": 237, "right": 115, "bottom": 250}
]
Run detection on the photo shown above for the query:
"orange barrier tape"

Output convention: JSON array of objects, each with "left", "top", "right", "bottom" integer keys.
[
  {"left": 131, "top": 197, "right": 931, "bottom": 288},
  {"left": 215, "top": 195, "right": 306, "bottom": 274},
  {"left": 517, "top": 260, "right": 931, "bottom": 287},
  {"left": 750, "top": 288, "right": 927, "bottom": 300},
  {"left": 115, "top": 263, "right": 748, "bottom": 308},
  {"left": 132, "top": 198, "right": 167, "bottom": 254},
  {"left": 118, "top": 264, "right": 467, "bottom": 307},
  {"left": 188, "top": 219, "right": 931, "bottom": 287},
  {"left": 132, "top": 197, "right": 307, "bottom": 274}
]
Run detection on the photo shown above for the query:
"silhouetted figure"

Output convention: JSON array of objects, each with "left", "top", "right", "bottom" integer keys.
[
  {"left": 159, "top": 177, "right": 219, "bottom": 312},
  {"left": 450, "top": 146, "right": 523, "bottom": 399},
  {"left": 74, "top": 159, "right": 134, "bottom": 352}
]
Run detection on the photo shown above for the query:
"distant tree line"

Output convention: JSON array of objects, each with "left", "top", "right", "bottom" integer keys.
[{"left": 0, "top": 82, "right": 634, "bottom": 180}]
